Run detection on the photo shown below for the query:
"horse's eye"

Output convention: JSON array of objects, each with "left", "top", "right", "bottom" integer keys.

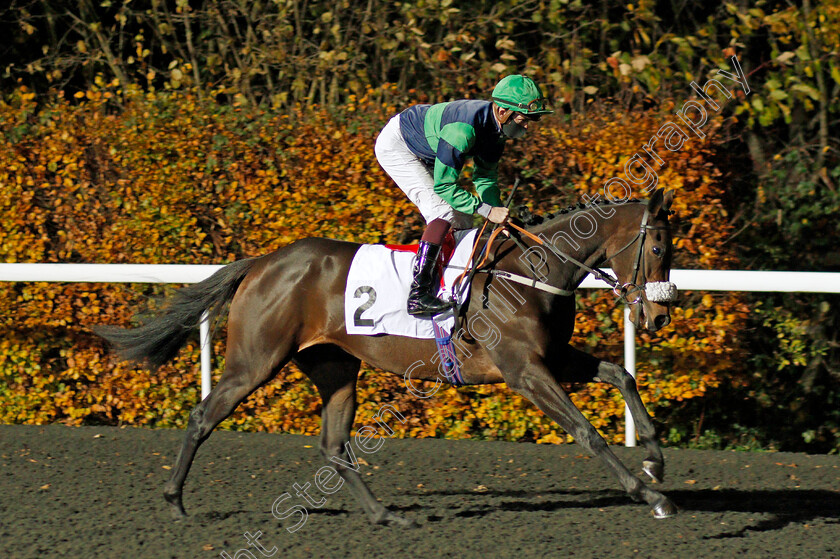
[{"left": 652, "top": 246, "right": 662, "bottom": 256}]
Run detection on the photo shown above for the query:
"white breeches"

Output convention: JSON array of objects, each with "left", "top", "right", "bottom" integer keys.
[{"left": 375, "top": 115, "right": 473, "bottom": 229}]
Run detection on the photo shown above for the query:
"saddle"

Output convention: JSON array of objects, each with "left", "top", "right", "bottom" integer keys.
[{"left": 384, "top": 230, "right": 457, "bottom": 286}]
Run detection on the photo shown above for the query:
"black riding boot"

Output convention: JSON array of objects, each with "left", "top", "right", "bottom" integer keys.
[{"left": 407, "top": 241, "right": 451, "bottom": 317}]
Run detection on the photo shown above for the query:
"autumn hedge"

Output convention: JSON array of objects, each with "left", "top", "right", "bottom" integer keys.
[{"left": 0, "top": 85, "right": 747, "bottom": 444}]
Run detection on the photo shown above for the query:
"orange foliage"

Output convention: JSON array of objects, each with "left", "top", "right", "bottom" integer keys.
[{"left": 0, "top": 86, "right": 747, "bottom": 444}]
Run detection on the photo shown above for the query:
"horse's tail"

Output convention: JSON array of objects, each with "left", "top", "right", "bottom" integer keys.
[{"left": 94, "top": 257, "right": 259, "bottom": 370}]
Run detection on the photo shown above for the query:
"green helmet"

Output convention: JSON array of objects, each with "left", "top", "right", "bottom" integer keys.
[{"left": 492, "top": 75, "right": 553, "bottom": 116}]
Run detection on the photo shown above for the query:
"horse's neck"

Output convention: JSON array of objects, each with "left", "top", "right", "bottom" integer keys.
[{"left": 531, "top": 203, "right": 640, "bottom": 291}]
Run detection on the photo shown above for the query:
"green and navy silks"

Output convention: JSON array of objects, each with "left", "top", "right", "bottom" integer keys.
[{"left": 399, "top": 100, "right": 506, "bottom": 215}]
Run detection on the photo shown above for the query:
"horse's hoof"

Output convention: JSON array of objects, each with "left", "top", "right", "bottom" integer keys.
[
  {"left": 643, "top": 460, "right": 665, "bottom": 484},
  {"left": 375, "top": 510, "right": 417, "bottom": 528},
  {"left": 164, "top": 490, "right": 188, "bottom": 520},
  {"left": 651, "top": 497, "right": 678, "bottom": 519},
  {"left": 168, "top": 502, "right": 188, "bottom": 520}
]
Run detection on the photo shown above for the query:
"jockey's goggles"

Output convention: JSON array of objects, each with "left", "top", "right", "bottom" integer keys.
[{"left": 492, "top": 96, "right": 551, "bottom": 115}]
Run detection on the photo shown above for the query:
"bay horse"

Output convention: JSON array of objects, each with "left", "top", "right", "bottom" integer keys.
[{"left": 95, "top": 188, "right": 678, "bottom": 524}]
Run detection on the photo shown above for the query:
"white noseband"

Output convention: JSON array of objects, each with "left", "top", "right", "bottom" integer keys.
[{"left": 645, "top": 281, "right": 678, "bottom": 303}]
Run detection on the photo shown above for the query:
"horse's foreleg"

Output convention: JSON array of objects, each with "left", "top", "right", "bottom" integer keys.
[
  {"left": 592, "top": 359, "right": 665, "bottom": 484},
  {"left": 299, "top": 348, "right": 416, "bottom": 528},
  {"left": 508, "top": 363, "right": 677, "bottom": 519},
  {"left": 557, "top": 347, "right": 666, "bottom": 484}
]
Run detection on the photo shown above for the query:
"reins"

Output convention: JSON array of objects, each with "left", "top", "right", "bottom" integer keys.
[
  {"left": 505, "top": 221, "right": 625, "bottom": 294},
  {"left": 453, "top": 178, "right": 521, "bottom": 296},
  {"left": 452, "top": 203, "right": 674, "bottom": 307}
]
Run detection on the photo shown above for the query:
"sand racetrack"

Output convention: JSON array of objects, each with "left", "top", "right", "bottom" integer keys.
[{"left": 1, "top": 424, "right": 838, "bottom": 558}]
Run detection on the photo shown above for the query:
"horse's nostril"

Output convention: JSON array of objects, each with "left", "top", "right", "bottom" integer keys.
[{"left": 654, "top": 314, "right": 670, "bottom": 330}]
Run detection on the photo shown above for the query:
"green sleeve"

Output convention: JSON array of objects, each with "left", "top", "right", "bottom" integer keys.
[
  {"left": 473, "top": 156, "right": 502, "bottom": 206},
  {"left": 433, "top": 160, "right": 481, "bottom": 214},
  {"left": 431, "top": 122, "right": 482, "bottom": 214}
]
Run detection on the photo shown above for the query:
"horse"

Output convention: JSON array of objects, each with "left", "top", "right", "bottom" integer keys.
[{"left": 95, "top": 187, "right": 678, "bottom": 525}]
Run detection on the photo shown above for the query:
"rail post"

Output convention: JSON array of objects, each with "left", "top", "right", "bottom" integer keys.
[
  {"left": 199, "top": 310, "right": 212, "bottom": 399},
  {"left": 624, "top": 305, "right": 637, "bottom": 447}
]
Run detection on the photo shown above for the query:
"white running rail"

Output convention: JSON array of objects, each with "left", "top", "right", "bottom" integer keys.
[{"left": 3, "top": 264, "right": 840, "bottom": 445}]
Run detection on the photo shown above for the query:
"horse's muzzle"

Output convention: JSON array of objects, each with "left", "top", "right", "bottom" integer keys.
[{"left": 653, "top": 313, "right": 671, "bottom": 330}]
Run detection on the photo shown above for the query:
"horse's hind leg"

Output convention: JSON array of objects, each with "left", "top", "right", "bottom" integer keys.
[
  {"left": 163, "top": 346, "right": 290, "bottom": 518},
  {"left": 295, "top": 345, "right": 415, "bottom": 527}
]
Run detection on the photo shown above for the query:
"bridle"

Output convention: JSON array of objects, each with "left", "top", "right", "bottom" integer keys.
[
  {"left": 456, "top": 205, "right": 678, "bottom": 308},
  {"left": 597, "top": 205, "right": 677, "bottom": 305}
]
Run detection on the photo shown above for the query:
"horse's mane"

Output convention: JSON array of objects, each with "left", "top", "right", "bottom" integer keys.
[{"left": 517, "top": 198, "right": 644, "bottom": 228}]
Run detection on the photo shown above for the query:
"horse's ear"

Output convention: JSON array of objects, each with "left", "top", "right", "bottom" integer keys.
[
  {"left": 662, "top": 189, "right": 675, "bottom": 212},
  {"left": 647, "top": 188, "right": 664, "bottom": 215},
  {"left": 647, "top": 188, "right": 674, "bottom": 216}
]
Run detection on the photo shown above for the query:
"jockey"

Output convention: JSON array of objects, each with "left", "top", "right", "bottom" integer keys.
[{"left": 375, "top": 74, "right": 553, "bottom": 317}]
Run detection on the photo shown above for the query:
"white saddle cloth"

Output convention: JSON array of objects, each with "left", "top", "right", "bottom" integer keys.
[{"left": 344, "top": 230, "right": 477, "bottom": 339}]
